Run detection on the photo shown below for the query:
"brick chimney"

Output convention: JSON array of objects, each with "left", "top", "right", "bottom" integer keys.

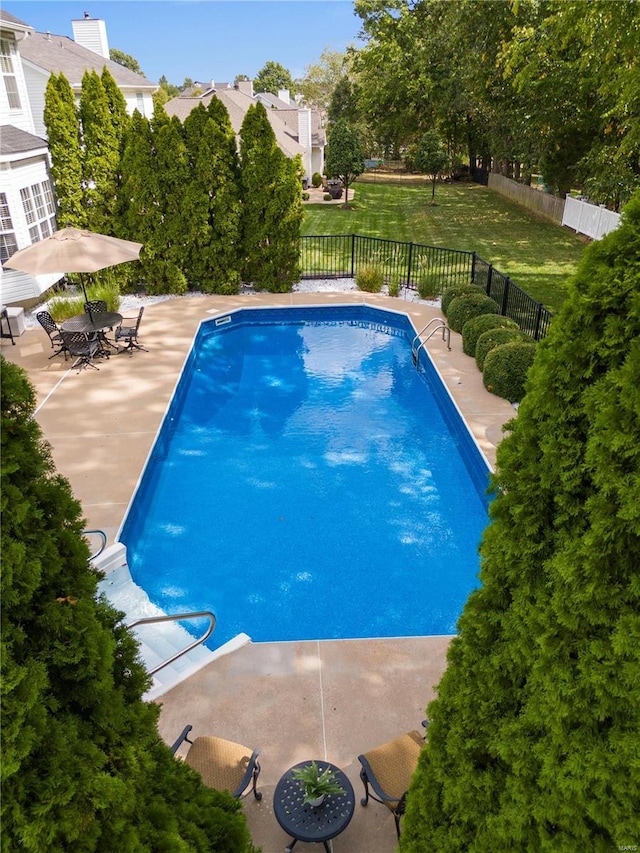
[{"left": 71, "top": 14, "right": 110, "bottom": 59}]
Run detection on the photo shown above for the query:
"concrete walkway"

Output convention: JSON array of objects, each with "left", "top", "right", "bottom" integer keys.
[{"left": 2, "top": 289, "right": 514, "bottom": 852}]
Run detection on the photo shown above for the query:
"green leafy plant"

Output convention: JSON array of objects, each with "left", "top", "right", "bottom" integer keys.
[
  {"left": 475, "top": 327, "right": 532, "bottom": 371},
  {"left": 312, "top": 172, "right": 323, "bottom": 188},
  {"left": 356, "top": 264, "right": 384, "bottom": 293},
  {"left": 441, "top": 284, "right": 485, "bottom": 315},
  {"left": 323, "top": 192, "right": 333, "bottom": 201},
  {"left": 291, "top": 762, "right": 344, "bottom": 804},
  {"left": 482, "top": 339, "right": 538, "bottom": 402},
  {"left": 417, "top": 272, "right": 440, "bottom": 300},
  {"left": 302, "top": 192, "right": 310, "bottom": 201},
  {"left": 462, "top": 314, "right": 520, "bottom": 357},
  {"left": 447, "top": 292, "right": 500, "bottom": 333},
  {"left": 388, "top": 274, "right": 401, "bottom": 297}
]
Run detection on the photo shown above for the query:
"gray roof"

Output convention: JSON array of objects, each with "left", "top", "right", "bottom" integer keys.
[
  {"left": 164, "top": 87, "right": 304, "bottom": 159},
  {"left": 0, "top": 125, "right": 48, "bottom": 156},
  {"left": 18, "top": 30, "right": 155, "bottom": 89},
  {"left": 0, "top": 10, "right": 32, "bottom": 30}
]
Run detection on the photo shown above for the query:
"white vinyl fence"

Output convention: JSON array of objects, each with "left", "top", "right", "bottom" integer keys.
[{"left": 562, "top": 195, "right": 621, "bottom": 240}]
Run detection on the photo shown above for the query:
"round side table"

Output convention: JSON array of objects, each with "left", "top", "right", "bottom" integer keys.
[{"left": 274, "top": 760, "right": 355, "bottom": 852}]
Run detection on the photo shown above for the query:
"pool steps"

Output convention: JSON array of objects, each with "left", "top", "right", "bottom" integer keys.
[{"left": 94, "top": 546, "right": 250, "bottom": 701}]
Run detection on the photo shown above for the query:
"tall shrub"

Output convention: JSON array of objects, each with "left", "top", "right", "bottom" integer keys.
[
  {"left": 0, "top": 358, "right": 256, "bottom": 851},
  {"left": 400, "top": 193, "right": 640, "bottom": 849},
  {"left": 182, "top": 103, "right": 242, "bottom": 293},
  {"left": 43, "top": 73, "right": 84, "bottom": 228},
  {"left": 239, "top": 102, "right": 302, "bottom": 291},
  {"left": 79, "top": 70, "right": 120, "bottom": 234}
]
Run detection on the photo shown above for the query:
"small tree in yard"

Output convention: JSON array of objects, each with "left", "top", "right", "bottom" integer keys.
[
  {"left": 325, "top": 119, "right": 364, "bottom": 206},
  {"left": 400, "top": 192, "right": 640, "bottom": 850},
  {"left": 413, "top": 130, "right": 448, "bottom": 204},
  {"left": 1, "top": 358, "right": 256, "bottom": 852}
]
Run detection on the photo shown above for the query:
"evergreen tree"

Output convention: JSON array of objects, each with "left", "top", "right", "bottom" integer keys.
[
  {"left": 43, "top": 73, "right": 84, "bottom": 227},
  {"left": 101, "top": 67, "right": 130, "bottom": 154},
  {"left": 400, "top": 193, "right": 640, "bottom": 850},
  {"left": 1, "top": 358, "right": 256, "bottom": 851},
  {"left": 325, "top": 119, "right": 364, "bottom": 206},
  {"left": 182, "top": 102, "right": 242, "bottom": 293},
  {"left": 239, "top": 102, "right": 302, "bottom": 291},
  {"left": 79, "top": 70, "right": 120, "bottom": 233}
]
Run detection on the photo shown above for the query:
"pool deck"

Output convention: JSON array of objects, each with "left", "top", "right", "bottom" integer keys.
[{"left": 2, "top": 290, "right": 514, "bottom": 852}]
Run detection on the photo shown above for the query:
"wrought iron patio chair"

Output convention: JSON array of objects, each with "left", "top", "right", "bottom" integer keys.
[
  {"left": 36, "top": 310, "right": 67, "bottom": 358},
  {"left": 59, "top": 330, "right": 101, "bottom": 371},
  {"left": 358, "top": 726, "right": 426, "bottom": 838},
  {"left": 115, "top": 306, "right": 147, "bottom": 355},
  {"left": 171, "top": 724, "right": 262, "bottom": 800},
  {"left": 83, "top": 299, "right": 108, "bottom": 317}
]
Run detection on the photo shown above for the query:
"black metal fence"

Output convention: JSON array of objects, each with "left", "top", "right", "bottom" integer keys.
[{"left": 300, "top": 233, "right": 553, "bottom": 340}]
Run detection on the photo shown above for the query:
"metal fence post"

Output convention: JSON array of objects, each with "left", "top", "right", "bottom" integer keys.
[
  {"left": 486, "top": 264, "right": 493, "bottom": 297},
  {"left": 406, "top": 242, "right": 414, "bottom": 288},
  {"left": 471, "top": 251, "right": 476, "bottom": 284},
  {"left": 534, "top": 303, "right": 543, "bottom": 341},
  {"left": 351, "top": 234, "right": 356, "bottom": 278},
  {"left": 501, "top": 278, "right": 511, "bottom": 315}
]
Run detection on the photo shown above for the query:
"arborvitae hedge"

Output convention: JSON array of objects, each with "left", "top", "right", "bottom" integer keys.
[
  {"left": 400, "top": 192, "right": 640, "bottom": 851},
  {"left": 0, "top": 359, "right": 257, "bottom": 852},
  {"left": 482, "top": 340, "right": 538, "bottom": 403}
]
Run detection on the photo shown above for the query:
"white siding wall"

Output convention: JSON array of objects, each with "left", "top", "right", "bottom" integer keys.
[
  {"left": 0, "top": 33, "right": 35, "bottom": 134},
  {"left": 0, "top": 157, "right": 61, "bottom": 305},
  {"left": 21, "top": 63, "right": 48, "bottom": 138},
  {"left": 298, "top": 108, "right": 312, "bottom": 180}
]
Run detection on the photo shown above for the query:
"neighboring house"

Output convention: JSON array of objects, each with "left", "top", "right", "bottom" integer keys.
[
  {"left": 18, "top": 14, "right": 155, "bottom": 138},
  {"left": 164, "top": 79, "right": 325, "bottom": 183},
  {"left": 0, "top": 11, "right": 155, "bottom": 306},
  {"left": 1, "top": 10, "right": 60, "bottom": 306}
]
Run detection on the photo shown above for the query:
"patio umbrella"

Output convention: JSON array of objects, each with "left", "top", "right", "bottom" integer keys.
[{"left": 3, "top": 226, "right": 143, "bottom": 304}]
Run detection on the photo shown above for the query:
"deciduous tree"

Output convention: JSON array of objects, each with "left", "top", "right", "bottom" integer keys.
[
  {"left": 254, "top": 60, "right": 294, "bottom": 95},
  {"left": 325, "top": 119, "right": 364, "bottom": 206}
]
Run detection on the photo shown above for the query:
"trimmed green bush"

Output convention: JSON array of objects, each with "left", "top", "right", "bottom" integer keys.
[
  {"left": 441, "top": 283, "right": 484, "bottom": 315},
  {"left": 312, "top": 172, "right": 323, "bottom": 187},
  {"left": 462, "top": 313, "right": 519, "bottom": 357},
  {"left": 356, "top": 264, "right": 384, "bottom": 292},
  {"left": 302, "top": 191, "right": 310, "bottom": 201},
  {"left": 475, "top": 326, "right": 532, "bottom": 370},
  {"left": 482, "top": 340, "right": 538, "bottom": 402},
  {"left": 323, "top": 193, "right": 332, "bottom": 201},
  {"left": 447, "top": 292, "right": 500, "bottom": 333}
]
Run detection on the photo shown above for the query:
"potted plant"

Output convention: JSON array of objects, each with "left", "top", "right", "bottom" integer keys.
[{"left": 291, "top": 761, "right": 344, "bottom": 807}]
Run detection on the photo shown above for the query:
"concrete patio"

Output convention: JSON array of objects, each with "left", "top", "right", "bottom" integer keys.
[{"left": 2, "top": 289, "right": 514, "bottom": 852}]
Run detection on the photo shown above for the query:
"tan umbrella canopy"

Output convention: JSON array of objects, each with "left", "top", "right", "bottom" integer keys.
[{"left": 3, "top": 226, "right": 143, "bottom": 278}]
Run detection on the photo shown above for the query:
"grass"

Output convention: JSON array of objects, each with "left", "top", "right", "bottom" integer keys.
[{"left": 302, "top": 181, "right": 587, "bottom": 313}]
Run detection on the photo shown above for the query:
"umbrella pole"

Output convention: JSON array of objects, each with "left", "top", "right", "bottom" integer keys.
[{"left": 79, "top": 274, "right": 92, "bottom": 320}]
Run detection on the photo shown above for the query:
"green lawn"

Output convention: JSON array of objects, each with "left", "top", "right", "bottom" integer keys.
[{"left": 301, "top": 182, "right": 587, "bottom": 313}]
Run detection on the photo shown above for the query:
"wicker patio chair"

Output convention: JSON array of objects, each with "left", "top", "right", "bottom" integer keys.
[
  {"left": 171, "top": 724, "right": 262, "bottom": 800},
  {"left": 358, "top": 728, "right": 425, "bottom": 838},
  {"left": 115, "top": 306, "right": 147, "bottom": 355},
  {"left": 36, "top": 310, "right": 67, "bottom": 358}
]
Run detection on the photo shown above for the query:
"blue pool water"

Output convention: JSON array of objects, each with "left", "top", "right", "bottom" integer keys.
[{"left": 120, "top": 306, "right": 490, "bottom": 648}]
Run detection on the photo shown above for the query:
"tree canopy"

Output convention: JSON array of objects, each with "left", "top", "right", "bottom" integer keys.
[
  {"left": 400, "top": 189, "right": 640, "bottom": 850},
  {"left": 253, "top": 60, "right": 295, "bottom": 96},
  {"left": 325, "top": 119, "right": 364, "bottom": 206}
]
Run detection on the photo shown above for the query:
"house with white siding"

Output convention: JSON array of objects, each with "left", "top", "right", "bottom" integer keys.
[
  {"left": 0, "top": 10, "right": 155, "bottom": 307},
  {"left": 1, "top": 10, "right": 60, "bottom": 307}
]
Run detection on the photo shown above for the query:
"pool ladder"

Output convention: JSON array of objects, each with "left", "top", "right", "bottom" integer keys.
[{"left": 411, "top": 317, "right": 451, "bottom": 366}]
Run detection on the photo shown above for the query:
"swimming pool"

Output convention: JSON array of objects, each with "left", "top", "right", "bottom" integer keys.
[{"left": 120, "top": 305, "right": 490, "bottom": 649}]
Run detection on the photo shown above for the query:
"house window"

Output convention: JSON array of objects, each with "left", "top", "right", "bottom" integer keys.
[
  {"left": 0, "top": 193, "right": 18, "bottom": 264},
  {"left": 0, "top": 38, "right": 21, "bottom": 109},
  {"left": 20, "top": 180, "right": 57, "bottom": 243},
  {"left": 136, "top": 92, "right": 145, "bottom": 114}
]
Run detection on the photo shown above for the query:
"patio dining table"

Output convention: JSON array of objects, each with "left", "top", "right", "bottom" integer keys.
[{"left": 61, "top": 311, "right": 122, "bottom": 353}]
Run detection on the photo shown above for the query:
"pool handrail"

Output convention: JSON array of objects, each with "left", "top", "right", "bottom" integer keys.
[
  {"left": 84, "top": 528, "right": 107, "bottom": 562},
  {"left": 126, "top": 610, "right": 216, "bottom": 676},
  {"left": 412, "top": 321, "right": 451, "bottom": 364}
]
